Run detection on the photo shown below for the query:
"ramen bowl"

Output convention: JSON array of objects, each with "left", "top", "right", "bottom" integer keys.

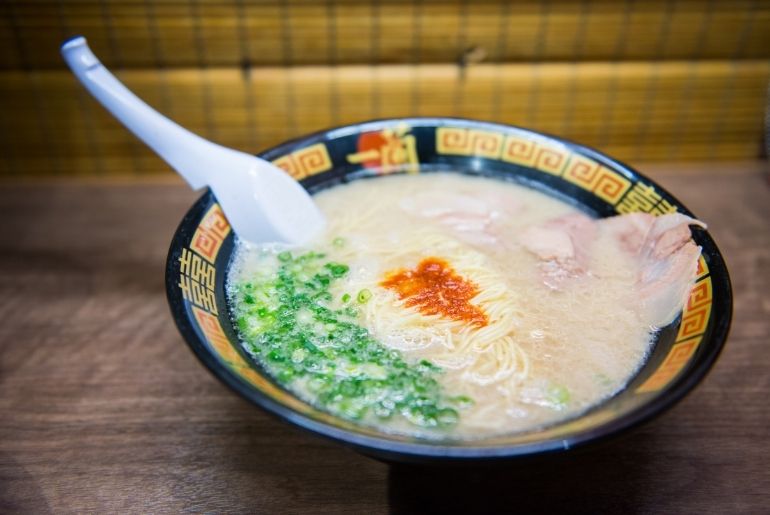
[{"left": 166, "top": 118, "right": 731, "bottom": 463}]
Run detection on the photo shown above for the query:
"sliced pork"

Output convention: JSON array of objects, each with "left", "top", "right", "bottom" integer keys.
[
  {"left": 519, "top": 211, "right": 706, "bottom": 327},
  {"left": 518, "top": 213, "right": 597, "bottom": 289},
  {"left": 399, "top": 190, "right": 517, "bottom": 246},
  {"left": 601, "top": 212, "right": 706, "bottom": 327}
]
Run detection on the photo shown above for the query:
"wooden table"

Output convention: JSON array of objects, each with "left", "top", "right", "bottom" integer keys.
[{"left": 1, "top": 162, "right": 768, "bottom": 514}]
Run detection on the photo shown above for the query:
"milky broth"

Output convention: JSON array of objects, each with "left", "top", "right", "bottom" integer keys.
[{"left": 228, "top": 173, "right": 654, "bottom": 438}]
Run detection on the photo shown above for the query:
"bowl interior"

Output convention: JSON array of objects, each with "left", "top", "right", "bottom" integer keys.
[{"left": 166, "top": 118, "right": 731, "bottom": 461}]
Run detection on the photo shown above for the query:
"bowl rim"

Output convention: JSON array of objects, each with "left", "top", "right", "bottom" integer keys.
[{"left": 166, "top": 116, "right": 733, "bottom": 461}]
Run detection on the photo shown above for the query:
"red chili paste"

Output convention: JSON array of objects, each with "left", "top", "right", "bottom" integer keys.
[{"left": 380, "top": 257, "right": 488, "bottom": 327}]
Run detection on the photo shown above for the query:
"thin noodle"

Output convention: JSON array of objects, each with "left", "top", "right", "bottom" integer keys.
[{"left": 328, "top": 222, "right": 530, "bottom": 432}]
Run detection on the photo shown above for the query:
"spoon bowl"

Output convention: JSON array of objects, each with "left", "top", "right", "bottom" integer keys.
[{"left": 61, "top": 36, "right": 325, "bottom": 245}]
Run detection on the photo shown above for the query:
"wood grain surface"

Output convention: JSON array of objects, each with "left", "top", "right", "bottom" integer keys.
[{"left": 0, "top": 161, "right": 768, "bottom": 514}]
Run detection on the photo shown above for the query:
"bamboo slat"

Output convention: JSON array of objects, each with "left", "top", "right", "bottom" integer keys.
[
  {"left": 1, "top": 0, "right": 768, "bottom": 69},
  {"left": 1, "top": 59, "right": 767, "bottom": 175}
]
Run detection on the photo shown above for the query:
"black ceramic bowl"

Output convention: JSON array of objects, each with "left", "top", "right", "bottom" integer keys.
[{"left": 166, "top": 118, "right": 731, "bottom": 463}]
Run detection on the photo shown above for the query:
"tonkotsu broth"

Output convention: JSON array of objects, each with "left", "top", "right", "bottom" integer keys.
[{"left": 227, "top": 173, "right": 654, "bottom": 439}]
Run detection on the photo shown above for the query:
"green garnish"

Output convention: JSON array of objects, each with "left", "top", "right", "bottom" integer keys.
[
  {"left": 231, "top": 250, "right": 467, "bottom": 428},
  {"left": 325, "top": 262, "right": 349, "bottom": 277},
  {"left": 357, "top": 288, "right": 372, "bottom": 304},
  {"left": 332, "top": 237, "right": 345, "bottom": 247},
  {"left": 547, "top": 384, "right": 571, "bottom": 409},
  {"left": 595, "top": 373, "right": 613, "bottom": 387},
  {"left": 449, "top": 395, "right": 474, "bottom": 408}
]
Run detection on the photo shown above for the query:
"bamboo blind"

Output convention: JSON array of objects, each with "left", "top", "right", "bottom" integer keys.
[{"left": 1, "top": 0, "right": 768, "bottom": 177}]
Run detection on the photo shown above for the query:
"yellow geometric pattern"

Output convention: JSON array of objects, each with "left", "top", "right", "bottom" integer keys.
[
  {"left": 635, "top": 337, "right": 702, "bottom": 393},
  {"left": 436, "top": 127, "right": 472, "bottom": 156},
  {"left": 562, "top": 157, "right": 632, "bottom": 204},
  {"left": 636, "top": 276, "right": 714, "bottom": 393},
  {"left": 436, "top": 127, "right": 631, "bottom": 205},
  {"left": 696, "top": 255, "right": 709, "bottom": 280},
  {"left": 470, "top": 130, "right": 505, "bottom": 158},
  {"left": 179, "top": 248, "right": 218, "bottom": 315},
  {"left": 192, "top": 306, "right": 242, "bottom": 364},
  {"left": 501, "top": 135, "right": 538, "bottom": 167},
  {"left": 616, "top": 182, "right": 678, "bottom": 216},
  {"left": 676, "top": 280, "right": 713, "bottom": 341},
  {"left": 533, "top": 145, "right": 570, "bottom": 176},
  {"left": 190, "top": 203, "right": 231, "bottom": 264},
  {"left": 272, "top": 143, "right": 333, "bottom": 180},
  {"left": 436, "top": 127, "right": 505, "bottom": 159},
  {"left": 182, "top": 203, "right": 231, "bottom": 318},
  {"left": 562, "top": 154, "right": 601, "bottom": 188},
  {"left": 594, "top": 168, "right": 633, "bottom": 205}
]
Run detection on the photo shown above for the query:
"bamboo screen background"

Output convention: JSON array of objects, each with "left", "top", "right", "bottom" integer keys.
[{"left": 1, "top": 0, "right": 768, "bottom": 177}]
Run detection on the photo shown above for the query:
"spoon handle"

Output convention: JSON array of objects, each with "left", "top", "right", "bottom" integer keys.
[{"left": 61, "top": 36, "right": 213, "bottom": 189}]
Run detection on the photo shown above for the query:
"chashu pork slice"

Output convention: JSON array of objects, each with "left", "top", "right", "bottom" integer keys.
[
  {"left": 518, "top": 212, "right": 597, "bottom": 289},
  {"left": 399, "top": 190, "right": 517, "bottom": 246},
  {"left": 519, "top": 210, "right": 706, "bottom": 327},
  {"left": 601, "top": 212, "right": 707, "bottom": 327}
]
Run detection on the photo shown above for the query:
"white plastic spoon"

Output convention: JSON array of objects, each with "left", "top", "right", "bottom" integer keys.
[{"left": 61, "top": 36, "right": 325, "bottom": 245}]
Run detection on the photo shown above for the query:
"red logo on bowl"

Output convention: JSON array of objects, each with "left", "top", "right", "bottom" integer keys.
[{"left": 346, "top": 124, "right": 419, "bottom": 174}]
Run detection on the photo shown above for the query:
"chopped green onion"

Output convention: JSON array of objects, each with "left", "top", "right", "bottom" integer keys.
[
  {"left": 548, "top": 384, "right": 571, "bottom": 408},
  {"left": 325, "top": 262, "right": 349, "bottom": 277},
  {"left": 291, "top": 348, "right": 307, "bottom": 363},
  {"left": 231, "top": 251, "right": 469, "bottom": 430},
  {"left": 437, "top": 408, "right": 459, "bottom": 425},
  {"left": 357, "top": 288, "right": 372, "bottom": 303},
  {"left": 595, "top": 373, "right": 613, "bottom": 387},
  {"left": 450, "top": 395, "right": 474, "bottom": 408}
]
